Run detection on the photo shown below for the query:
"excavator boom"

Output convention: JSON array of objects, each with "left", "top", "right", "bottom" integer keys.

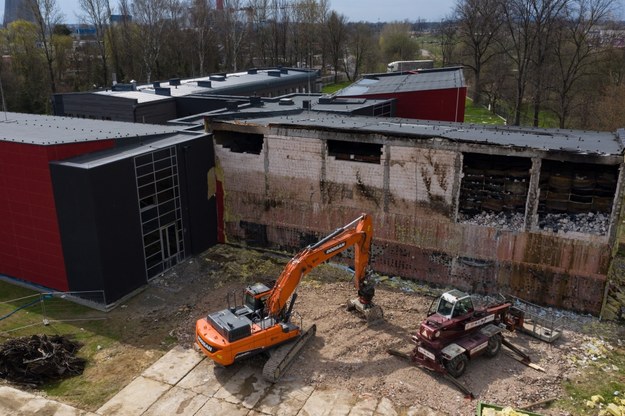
[{"left": 266, "top": 214, "right": 373, "bottom": 317}]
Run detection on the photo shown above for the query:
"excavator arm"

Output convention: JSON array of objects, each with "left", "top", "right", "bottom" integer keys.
[{"left": 265, "top": 214, "right": 373, "bottom": 318}]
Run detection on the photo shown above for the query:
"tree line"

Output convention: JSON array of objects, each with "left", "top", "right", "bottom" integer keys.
[{"left": 1, "top": 0, "right": 624, "bottom": 131}]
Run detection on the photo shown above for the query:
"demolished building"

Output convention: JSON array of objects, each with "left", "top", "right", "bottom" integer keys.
[{"left": 205, "top": 111, "right": 625, "bottom": 317}]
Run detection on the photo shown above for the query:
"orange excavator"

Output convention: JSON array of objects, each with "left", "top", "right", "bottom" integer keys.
[{"left": 195, "top": 213, "right": 382, "bottom": 382}]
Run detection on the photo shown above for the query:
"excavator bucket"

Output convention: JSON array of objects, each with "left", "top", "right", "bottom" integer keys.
[{"left": 347, "top": 298, "right": 384, "bottom": 323}]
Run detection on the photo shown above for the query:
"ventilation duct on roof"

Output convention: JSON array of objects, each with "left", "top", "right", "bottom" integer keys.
[
  {"left": 152, "top": 81, "right": 160, "bottom": 88},
  {"left": 302, "top": 100, "right": 311, "bottom": 109},
  {"left": 112, "top": 83, "right": 136, "bottom": 91},
  {"left": 280, "top": 68, "right": 288, "bottom": 74},
  {"left": 279, "top": 98, "right": 294, "bottom": 106},
  {"left": 318, "top": 96, "right": 333, "bottom": 104},
  {"left": 155, "top": 87, "right": 171, "bottom": 96},
  {"left": 249, "top": 96, "right": 262, "bottom": 106},
  {"left": 268, "top": 70, "right": 281, "bottom": 77},
  {"left": 197, "top": 80, "right": 212, "bottom": 88},
  {"left": 169, "top": 78, "right": 181, "bottom": 86},
  {"left": 248, "top": 68, "right": 258, "bottom": 74},
  {"left": 210, "top": 74, "right": 226, "bottom": 81}
]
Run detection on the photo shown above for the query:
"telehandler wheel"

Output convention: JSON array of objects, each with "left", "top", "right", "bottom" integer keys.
[
  {"left": 444, "top": 353, "right": 468, "bottom": 378},
  {"left": 485, "top": 334, "right": 502, "bottom": 358}
]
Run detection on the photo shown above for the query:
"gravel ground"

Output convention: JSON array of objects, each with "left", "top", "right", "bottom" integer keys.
[{"left": 157, "top": 244, "right": 623, "bottom": 415}]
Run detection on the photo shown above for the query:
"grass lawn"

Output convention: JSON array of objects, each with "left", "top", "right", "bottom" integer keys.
[
  {"left": 322, "top": 81, "right": 352, "bottom": 94},
  {"left": 464, "top": 98, "right": 506, "bottom": 125},
  {"left": 0, "top": 281, "right": 170, "bottom": 410}
]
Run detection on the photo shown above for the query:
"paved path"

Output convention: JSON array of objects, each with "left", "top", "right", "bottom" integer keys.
[{"left": 0, "top": 346, "right": 441, "bottom": 415}]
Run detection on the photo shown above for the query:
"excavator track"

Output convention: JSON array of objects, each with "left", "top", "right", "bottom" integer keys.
[{"left": 262, "top": 324, "right": 317, "bottom": 383}]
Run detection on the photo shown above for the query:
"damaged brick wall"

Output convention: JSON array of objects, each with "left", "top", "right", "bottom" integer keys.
[{"left": 214, "top": 127, "right": 620, "bottom": 315}]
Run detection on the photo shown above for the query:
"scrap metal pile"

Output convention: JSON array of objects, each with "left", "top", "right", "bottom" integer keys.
[{"left": 0, "top": 334, "right": 86, "bottom": 386}]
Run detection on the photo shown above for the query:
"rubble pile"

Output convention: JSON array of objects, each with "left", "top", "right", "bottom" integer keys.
[
  {"left": 538, "top": 212, "right": 609, "bottom": 235},
  {"left": 459, "top": 211, "right": 525, "bottom": 231},
  {"left": 0, "top": 334, "right": 86, "bottom": 386}
]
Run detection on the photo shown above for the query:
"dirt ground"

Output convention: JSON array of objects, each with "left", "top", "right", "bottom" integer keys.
[{"left": 105, "top": 244, "right": 624, "bottom": 415}]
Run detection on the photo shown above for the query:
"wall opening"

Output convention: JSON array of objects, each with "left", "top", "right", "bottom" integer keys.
[
  {"left": 327, "top": 140, "right": 382, "bottom": 164},
  {"left": 458, "top": 153, "right": 531, "bottom": 230},
  {"left": 538, "top": 160, "right": 617, "bottom": 235},
  {"left": 215, "top": 131, "right": 263, "bottom": 154}
]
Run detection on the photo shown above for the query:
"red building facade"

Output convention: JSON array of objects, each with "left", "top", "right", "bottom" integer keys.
[{"left": 0, "top": 140, "right": 114, "bottom": 290}]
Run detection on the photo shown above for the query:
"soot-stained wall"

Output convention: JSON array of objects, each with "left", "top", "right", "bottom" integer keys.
[{"left": 212, "top": 124, "right": 623, "bottom": 315}]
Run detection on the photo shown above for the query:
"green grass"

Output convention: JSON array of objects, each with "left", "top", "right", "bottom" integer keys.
[
  {"left": 322, "top": 81, "right": 352, "bottom": 94},
  {"left": 559, "top": 347, "right": 625, "bottom": 415},
  {"left": 464, "top": 98, "right": 506, "bottom": 125},
  {"left": 413, "top": 34, "right": 442, "bottom": 63},
  {"left": 0, "top": 281, "right": 128, "bottom": 408}
]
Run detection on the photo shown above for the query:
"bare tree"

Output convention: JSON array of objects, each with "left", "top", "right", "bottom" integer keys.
[
  {"left": 438, "top": 15, "right": 457, "bottom": 67},
  {"left": 28, "top": 0, "right": 63, "bottom": 96},
  {"left": 550, "top": 0, "right": 616, "bottom": 128},
  {"left": 501, "top": 0, "right": 568, "bottom": 126},
  {"left": 345, "top": 22, "right": 377, "bottom": 81},
  {"left": 160, "top": 0, "right": 187, "bottom": 77},
  {"left": 79, "top": 0, "right": 110, "bottom": 87},
  {"left": 455, "top": 0, "right": 504, "bottom": 104},
  {"left": 269, "top": 0, "right": 291, "bottom": 66},
  {"left": 326, "top": 11, "right": 347, "bottom": 83},
  {"left": 215, "top": 0, "right": 251, "bottom": 72},
  {"left": 290, "top": 0, "right": 328, "bottom": 69},
  {"left": 529, "top": 0, "right": 568, "bottom": 127},
  {"left": 190, "top": 0, "right": 217, "bottom": 75},
  {"left": 132, "top": 0, "right": 168, "bottom": 82},
  {"left": 115, "top": 0, "right": 138, "bottom": 82}
]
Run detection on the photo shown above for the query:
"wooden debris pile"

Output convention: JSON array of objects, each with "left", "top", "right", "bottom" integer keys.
[{"left": 0, "top": 334, "right": 86, "bottom": 385}]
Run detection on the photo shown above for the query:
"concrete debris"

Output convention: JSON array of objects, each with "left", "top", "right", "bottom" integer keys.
[
  {"left": 459, "top": 210, "right": 610, "bottom": 235},
  {"left": 585, "top": 392, "right": 625, "bottom": 416},
  {"left": 538, "top": 212, "right": 609, "bottom": 235},
  {"left": 459, "top": 211, "right": 524, "bottom": 231},
  {"left": 567, "top": 336, "right": 614, "bottom": 367}
]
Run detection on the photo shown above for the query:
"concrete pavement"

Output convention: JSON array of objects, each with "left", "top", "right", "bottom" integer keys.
[{"left": 0, "top": 346, "right": 442, "bottom": 415}]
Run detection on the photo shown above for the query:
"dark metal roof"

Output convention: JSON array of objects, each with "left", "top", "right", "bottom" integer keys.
[
  {"left": 336, "top": 67, "right": 465, "bottom": 96},
  {"left": 169, "top": 94, "right": 393, "bottom": 125},
  {"left": 96, "top": 68, "right": 319, "bottom": 101},
  {"left": 210, "top": 112, "right": 623, "bottom": 157},
  {"left": 0, "top": 112, "right": 181, "bottom": 145},
  {"left": 52, "top": 133, "right": 205, "bottom": 168}
]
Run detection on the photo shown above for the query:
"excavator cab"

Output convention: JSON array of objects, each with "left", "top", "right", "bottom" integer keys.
[{"left": 242, "top": 283, "right": 272, "bottom": 319}]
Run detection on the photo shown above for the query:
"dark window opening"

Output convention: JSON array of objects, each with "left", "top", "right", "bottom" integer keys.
[
  {"left": 373, "top": 102, "right": 393, "bottom": 117},
  {"left": 458, "top": 153, "right": 531, "bottom": 230},
  {"left": 537, "top": 161, "right": 617, "bottom": 235},
  {"left": 215, "top": 131, "right": 263, "bottom": 154},
  {"left": 328, "top": 140, "right": 382, "bottom": 164}
]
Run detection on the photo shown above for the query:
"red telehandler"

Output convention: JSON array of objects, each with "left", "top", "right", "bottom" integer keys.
[
  {"left": 390, "top": 289, "right": 538, "bottom": 397},
  {"left": 196, "top": 214, "right": 382, "bottom": 382}
]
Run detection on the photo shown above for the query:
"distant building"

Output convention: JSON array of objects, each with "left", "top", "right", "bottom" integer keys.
[
  {"left": 110, "top": 14, "right": 132, "bottom": 25},
  {"left": 53, "top": 68, "right": 320, "bottom": 123},
  {"left": 335, "top": 67, "right": 466, "bottom": 122},
  {"left": 3, "top": 0, "right": 35, "bottom": 27}
]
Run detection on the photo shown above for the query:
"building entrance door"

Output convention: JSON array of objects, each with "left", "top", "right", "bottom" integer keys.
[{"left": 160, "top": 223, "right": 180, "bottom": 270}]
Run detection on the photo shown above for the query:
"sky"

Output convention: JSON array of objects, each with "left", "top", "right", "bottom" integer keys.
[{"left": 1, "top": 0, "right": 456, "bottom": 25}]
